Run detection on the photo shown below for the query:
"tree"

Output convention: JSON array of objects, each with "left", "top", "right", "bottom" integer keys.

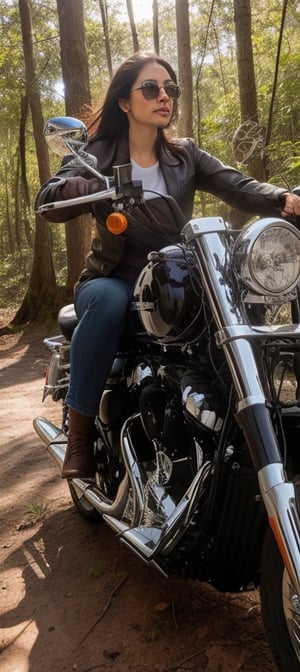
[
  {"left": 126, "top": 0, "right": 140, "bottom": 52},
  {"left": 2, "top": 0, "right": 300, "bottom": 321},
  {"left": 153, "top": 0, "right": 159, "bottom": 54},
  {"left": 175, "top": 0, "right": 193, "bottom": 138},
  {"left": 56, "top": 0, "right": 93, "bottom": 293},
  {"left": 12, "top": 0, "right": 56, "bottom": 326},
  {"left": 233, "top": 0, "right": 266, "bottom": 181},
  {"left": 99, "top": 0, "right": 113, "bottom": 78}
]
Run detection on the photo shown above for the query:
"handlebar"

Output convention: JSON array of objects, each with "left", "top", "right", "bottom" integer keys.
[
  {"left": 37, "top": 160, "right": 145, "bottom": 216},
  {"left": 37, "top": 187, "right": 117, "bottom": 213}
]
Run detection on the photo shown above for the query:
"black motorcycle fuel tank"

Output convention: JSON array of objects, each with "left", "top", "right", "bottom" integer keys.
[{"left": 132, "top": 245, "right": 203, "bottom": 343}]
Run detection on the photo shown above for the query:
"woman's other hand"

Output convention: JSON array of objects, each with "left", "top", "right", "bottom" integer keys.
[{"left": 281, "top": 192, "right": 300, "bottom": 219}]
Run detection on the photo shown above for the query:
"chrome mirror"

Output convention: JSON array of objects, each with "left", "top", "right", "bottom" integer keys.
[
  {"left": 43, "top": 116, "right": 110, "bottom": 184},
  {"left": 44, "top": 116, "right": 88, "bottom": 156}
]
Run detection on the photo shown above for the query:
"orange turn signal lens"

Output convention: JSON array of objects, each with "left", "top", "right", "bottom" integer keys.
[{"left": 106, "top": 212, "right": 128, "bottom": 234}]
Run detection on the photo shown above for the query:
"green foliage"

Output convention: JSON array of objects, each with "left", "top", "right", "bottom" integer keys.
[
  {"left": 1, "top": 0, "right": 300, "bottom": 310},
  {"left": 0, "top": 249, "right": 33, "bottom": 308},
  {"left": 266, "top": 140, "right": 300, "bottom": 188},
  {"left": 0, "top": 227, "right": 67, "bottom": 309},
  {"left": 25, "top": 501, "right": 48, "bottom": 517}
]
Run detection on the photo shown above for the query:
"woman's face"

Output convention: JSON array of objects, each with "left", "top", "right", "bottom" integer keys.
[{"left": 120, "top": 62, "right": 177, "bottom": 130}]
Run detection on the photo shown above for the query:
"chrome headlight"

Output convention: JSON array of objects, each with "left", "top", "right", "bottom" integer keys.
[{"left": 233, "top": 218, "right": 300, "bottom": 295}]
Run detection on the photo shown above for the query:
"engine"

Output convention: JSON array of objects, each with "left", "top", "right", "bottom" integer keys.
[{"left": 127, "top": 359, "right": 225, "bottom": 490}]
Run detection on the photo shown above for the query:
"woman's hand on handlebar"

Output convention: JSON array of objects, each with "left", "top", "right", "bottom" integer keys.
[
  {"left": 61, "top": 177, "right": 102, "bottom": 199},
  {"left": 281, "top": 192, "right": 300, "bottom": 220}
]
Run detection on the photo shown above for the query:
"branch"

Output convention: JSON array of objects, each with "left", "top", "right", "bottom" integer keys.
[{"left": 73, "top": 574, "right": 128, "bottom": 649}]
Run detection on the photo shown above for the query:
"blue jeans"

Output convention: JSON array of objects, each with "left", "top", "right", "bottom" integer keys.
[{"left": 66, "top": 277, "right": 132, "bottom": 416}]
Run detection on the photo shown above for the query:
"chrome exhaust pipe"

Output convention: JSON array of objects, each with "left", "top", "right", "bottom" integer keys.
[
  {"left": 71, "top": 475, "right": 130, "bottom": 519},
  {"left": 33, "top": 416, "right": 66, "bottom": 470}
]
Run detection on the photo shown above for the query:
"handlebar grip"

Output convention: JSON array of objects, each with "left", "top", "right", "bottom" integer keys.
[{"left": 106, "top": 212, "right": 128, "bottom": 234}]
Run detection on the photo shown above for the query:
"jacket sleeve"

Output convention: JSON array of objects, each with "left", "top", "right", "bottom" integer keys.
[{"left": 185, "top": 139, "right": 287, "bottom": 217}]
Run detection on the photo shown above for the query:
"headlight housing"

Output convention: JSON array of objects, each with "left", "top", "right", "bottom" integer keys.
[{"left": 232, "top": 218, "right": 300, "bottom": 295}]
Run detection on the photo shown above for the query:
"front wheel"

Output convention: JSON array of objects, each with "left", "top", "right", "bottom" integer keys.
[{"left": 260, "top": 527, "right": 300, "bottom": 671}]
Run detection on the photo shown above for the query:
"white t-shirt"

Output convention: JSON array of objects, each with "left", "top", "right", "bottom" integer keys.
[{"left": 131, "top": 158, "right": 167, "bottom": 200}]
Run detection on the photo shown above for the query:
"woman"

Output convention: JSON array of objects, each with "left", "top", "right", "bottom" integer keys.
[{"left": 36, "top": 51, "right": 300, "bottom": 479}]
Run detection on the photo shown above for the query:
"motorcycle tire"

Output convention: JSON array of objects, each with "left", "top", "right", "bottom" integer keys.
[
  {"left": 260, "top": 526, "right": 300, "bottom": 671},
  {"left": 68, "top": 481, "right": 102, "bottom": 523}
]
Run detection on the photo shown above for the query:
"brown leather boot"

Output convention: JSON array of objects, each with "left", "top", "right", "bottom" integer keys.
[{"left": 62, "top": 407, "right": 96, "bottom": 479}]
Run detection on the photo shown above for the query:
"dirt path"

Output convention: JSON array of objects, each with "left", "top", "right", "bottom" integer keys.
[{"left": 0, "top": 312, "right": 277, "bottom": 672}]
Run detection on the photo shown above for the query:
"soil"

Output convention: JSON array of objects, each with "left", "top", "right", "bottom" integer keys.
[{"left": 0, "top": 309, "right": 278, "bottom": 672}]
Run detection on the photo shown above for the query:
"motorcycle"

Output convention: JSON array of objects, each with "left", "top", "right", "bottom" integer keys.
[{"left": 34, "top": 116, "right": 300, "bottom": 671}]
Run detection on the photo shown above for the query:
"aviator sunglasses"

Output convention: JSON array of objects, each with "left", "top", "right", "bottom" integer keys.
[{"left": 131, "top": 79, "right": 181, "bottom": 100}]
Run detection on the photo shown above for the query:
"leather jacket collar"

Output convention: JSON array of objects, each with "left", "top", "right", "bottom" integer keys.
[{"left": 88, "top": 132, "right": 181, "bottom": 175}]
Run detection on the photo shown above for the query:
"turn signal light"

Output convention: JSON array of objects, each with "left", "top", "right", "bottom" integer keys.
[{"left": 106, "top": 212, "right": 128, "bottom": 234}]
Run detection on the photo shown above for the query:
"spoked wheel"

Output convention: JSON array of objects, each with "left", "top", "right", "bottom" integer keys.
[
  {"left": 68, "top": 481, "right": 103, "bottom": 523},
  {"left": 260, "top": 527, "right": 300, "bottom": 671}
]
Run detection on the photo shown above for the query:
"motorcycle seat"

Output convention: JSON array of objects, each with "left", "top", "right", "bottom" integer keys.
[
  {"left": 57, "top": 302, "right": 155, "bottom": 347},
  {"left": 58, "top": 304, "right": 78, "bottom": 341}
]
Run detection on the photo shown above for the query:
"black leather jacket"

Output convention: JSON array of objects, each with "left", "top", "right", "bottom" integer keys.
[{"left": 35, "top": 134, "right": 287, "bottom": 284}]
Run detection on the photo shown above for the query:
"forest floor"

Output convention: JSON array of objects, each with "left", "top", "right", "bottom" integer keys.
[{"left": 0, "top": 308, "right": 278, "bottom": 672}]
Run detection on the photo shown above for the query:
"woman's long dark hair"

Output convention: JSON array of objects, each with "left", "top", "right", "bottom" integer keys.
[{"left": 87, "top": 52, "right": 181, "bottom": 153}]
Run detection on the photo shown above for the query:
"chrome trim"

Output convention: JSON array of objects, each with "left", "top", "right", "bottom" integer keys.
[
  {"left": 258, "top": 464, "right": 300, "bottom": 591},
  {"left": 118, "top": 412, "right": 214, "bottom": 560},
  {"left": 118, "top": 461, "right": 211, "bottom": 560},
  {"left": 101, "top": 514, "right": 129, "bottom": 535},
  {"left": 33, "top": 417, "right": 67, "bottom": 469},
  {"left": 43, "top": 335, "right": 69, "bottom": 349},
  {"left": 182, "top": 228, "right": 267, "bottom": 405},
  {"left": 71, "top": 475, "right": 130, "bottom": 519},
  {"left": 33, "top": 416, "right": 65, "bottom": 444},
  {"left": 237, "top": 396, "right": 267, "bottom": 412},
  {"left": 104, "top": 516, "right": 168, "bottom": 576},
  {"left": 183, "top": 217, "right": 227, "bottom": 240},
  {"left": 38, "top": 188, "right": 116, "bottom": 214},
  {"left": 259, "top": 463, "right": 287, "bottom": 492},
  {"left": 120, "top": 414, "right": 146, "bottom": 525},
  {"left": 216, "top": 323, "right": 300, "bottom": 344},
  {"left": 232, "top": 218, "right": 300, "bottom": 295}
]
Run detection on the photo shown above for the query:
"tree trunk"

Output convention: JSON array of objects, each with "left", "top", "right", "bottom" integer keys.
[
  {"left": 5, "top": 177, "right": 14, "bottom": 255},
  {"left": 12, "top": 0, "right": 56, "bottom": 326},
  {"left": 19, "top": 93, "right": 33, "bottom": 248},
  {"left": 233, "top": 0, "right": 266, "bottom": 182},
  {"left": 175, "top": 0, "right": 193, "bottom": 138},
  {"left": 57, "top": 0, "right": 93, "bottom": 292},
  {"left": 98, "top": 0, "right": 113, "bottom": 78},
  {"left": 153, "top": 0, "right": 159, "bottom": 54},
  {"left": 126, "top": 0, "right": 140, "bottom": 52}
]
